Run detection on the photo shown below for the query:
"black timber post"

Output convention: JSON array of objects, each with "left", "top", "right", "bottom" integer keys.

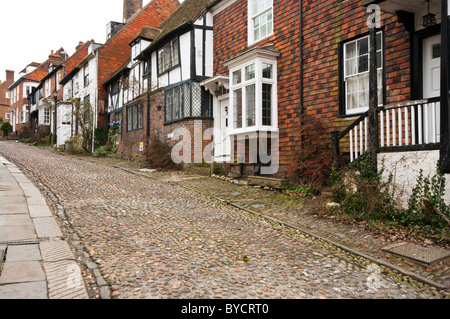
[
  {"left": 440, "top": 0, "right": 450, "bottom": 173},
  {"left": 331, "top": 131, "right": 340, "bottom": 170},
  {"left": 368, "top": 7, "right": 379, "bottom": 173}
]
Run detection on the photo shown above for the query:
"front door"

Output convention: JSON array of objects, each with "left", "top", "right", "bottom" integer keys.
[
  {"left": 423, "top": 34, "right": 441, "bottom": 143},
  {"left": 214, "top": 98, "right": 231, "bottom": 162}
]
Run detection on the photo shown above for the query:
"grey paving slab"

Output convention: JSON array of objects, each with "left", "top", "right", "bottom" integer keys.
[
  {"left": 6, "top": 245, "right": 42, "bottom": 262},
  {"left": 0, "top": 214, "right": 33, "bottom": 227},
  {"left": 28, "top": 204, "right": 52, "bottom": 218},
  {"left": 26, "top": 195, "right": 47, "bottom": 206},
  {"left": 0, "top": 281, "right": 48, "bottom": 299},
  {"left": 0, "top": 225, "right": 37, "bottom": 242},
  {"left": 0, "top": 204, "right": 29, "bottom": 215},
  {"left": 0, "top": 195, "right": 27, "bottom": 205},
  {"left": 32, "top": 217, "right": 63, "bottom": 239},
  {"left": 11, "top": 174, "right": 31, "bottom": 184},
  {"left": 0, "top": 261, "right": 45, "bottom": 284},
  {"left": 20, "top": 184, "right": 43, "bottom": 198}
]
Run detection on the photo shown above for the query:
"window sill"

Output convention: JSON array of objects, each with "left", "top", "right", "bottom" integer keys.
[
  {"left": 248, "top": 32, "right": 274, "bottom": 48},
  {"left": 157, "top": 64, "right": 180, "bottom": 77},
  {"left": 164, "top": 116, "right": 214, "bottom": 126},
  {"left": 126, "top": 128, "right": 143, "bottom": 133}
]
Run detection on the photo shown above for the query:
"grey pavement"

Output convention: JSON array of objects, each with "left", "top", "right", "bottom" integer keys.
[{"left": 0, "top": 155, "right": 88, "bottom": 299}]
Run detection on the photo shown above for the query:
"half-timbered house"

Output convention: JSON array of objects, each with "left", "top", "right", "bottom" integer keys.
[{"left": 105, "top": 0, "right": 216, "bottom": 160}]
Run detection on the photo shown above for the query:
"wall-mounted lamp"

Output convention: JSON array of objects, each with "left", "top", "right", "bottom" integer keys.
[{"left": 214, "top": 82, "right": 220, "bottom": 98}]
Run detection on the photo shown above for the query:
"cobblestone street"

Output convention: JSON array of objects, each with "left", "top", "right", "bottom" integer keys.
[{"left": 0, "top": 141, "right": 446, "bottom": 299}]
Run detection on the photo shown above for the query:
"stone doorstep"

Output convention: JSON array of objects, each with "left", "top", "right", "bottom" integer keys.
[
  {"left": 247, "top": 176, "right": 290, "bottom": 190},
  {"left": 382, "top": 242, "right": 450, "bottom": 267}
]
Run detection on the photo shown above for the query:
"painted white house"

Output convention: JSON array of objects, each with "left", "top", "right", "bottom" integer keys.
[{"left": 60, "top": 42, "right": 102, "bottom": 148}]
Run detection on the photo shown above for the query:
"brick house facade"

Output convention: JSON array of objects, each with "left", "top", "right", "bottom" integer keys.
[
  {"left": 105, "top": 0, "right": 216, "bottom": 163},
  {"left": 206, "top": 0, "right": 448, "bottom": 188},
  {"left": 0, "top": 70, "right": 14, "bottom": 131},
  {"left": 8, "top": 50, "right": 68, "bottom": 136},
  {"left": 207, "top": 0, "right": 302, "bottom": 177}
]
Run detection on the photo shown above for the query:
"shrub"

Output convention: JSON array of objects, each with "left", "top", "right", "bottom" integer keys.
[
  {"left": 405, "top": 164, "right": 450, "bottom": 230},
  {"left": 1, "top": 122, "right": 12, "bottom": 136},
  {"left": 329, "top": 153, "right": 398, "bottom": 222},
  {"left": 286, "top": 113, "right": 332, "bottom": 190},
  {"left": 145, "top": 133, "right": 181, "bottom": 171}
]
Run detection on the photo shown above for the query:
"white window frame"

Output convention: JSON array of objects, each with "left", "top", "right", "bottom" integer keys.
[
  {"left": 226, "top": 49, "right": 278, "bottom": 135},
  {"left": 5, "top": 113, "right": 10, "bottom": 120},
  {"left": 343, "top": 32, "right": 383, "bottom": 115},
  {"left": 131, "top": 41, "right": 141, "bottom": 61},
  {"left": 248, "top": 0, "right": 274, "bottom": 46},
  {"left": 45, "top": 79, "right": 52, "bottom": 98},
  {"left": 6, "top": 92, "right": 10, "bottom": 99},
  {"left": 43, "top": 107, "right": 50, "bottom": 125}
]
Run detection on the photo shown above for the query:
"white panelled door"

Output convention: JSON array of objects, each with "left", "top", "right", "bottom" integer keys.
[{"left": 423, "top": 34, "right": 441, "bottom": 143}]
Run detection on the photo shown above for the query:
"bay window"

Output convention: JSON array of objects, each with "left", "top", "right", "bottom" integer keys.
[{"left": 226, "top": 48, "right": 278, "bottom": 135}]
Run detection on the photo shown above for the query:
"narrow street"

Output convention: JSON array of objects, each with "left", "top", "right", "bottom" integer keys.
[{"left": 0, "top": 141, "right": 441, "bottom": 299}]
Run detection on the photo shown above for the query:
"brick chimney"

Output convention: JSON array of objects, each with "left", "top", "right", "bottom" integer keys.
[
  {"left": 76, "top": 41, "right": 85, "bottom": 52},
  {"left": 123, "top": 0, "right": 143, "bottom": 23},
  {"left": 6, "top": 70, "right": 14, "bottom": 84}
]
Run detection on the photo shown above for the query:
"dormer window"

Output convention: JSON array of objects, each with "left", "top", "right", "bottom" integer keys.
[{"left": 131, "top": 41, "right": 141, "bottom": 61}]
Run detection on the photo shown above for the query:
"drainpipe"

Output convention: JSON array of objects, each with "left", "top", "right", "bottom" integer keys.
[
  {"left": 368, "top": 7, "right": 379, "bottom": 172},
  {"left": 299, "top": 0, "right": 303, "bottom": 114}
]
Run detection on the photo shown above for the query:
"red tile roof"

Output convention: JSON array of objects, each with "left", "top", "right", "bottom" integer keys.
[{"left": 97, "top": 0, "right": 180, "bottom": 99}]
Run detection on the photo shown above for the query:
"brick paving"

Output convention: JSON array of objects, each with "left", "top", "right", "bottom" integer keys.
[{"left": 0, "top": 140, "right": 448, "bottom": 299}]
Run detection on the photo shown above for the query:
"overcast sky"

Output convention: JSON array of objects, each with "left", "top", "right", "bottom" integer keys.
[{"left": 0, "top": 0, "right": 153, "bottom": 82}]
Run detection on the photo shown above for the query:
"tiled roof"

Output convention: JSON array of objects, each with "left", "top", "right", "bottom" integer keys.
[
  {"left": 148, "top": 0, "right": 218, "bottom": 48},
  {"left": 97, "top": 0, "right": 180, "bottom": 96}
]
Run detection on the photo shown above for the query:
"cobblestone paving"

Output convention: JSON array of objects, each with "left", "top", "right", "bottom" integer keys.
[{"left": 0, "top": 141, "right": 446, "bottom": 299}]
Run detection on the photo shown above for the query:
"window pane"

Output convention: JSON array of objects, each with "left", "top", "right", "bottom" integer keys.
[
  {"left": 246, "top": 84, "right": 256, "bottom": 127},
  {"left": 358, "top": 55, "right": 368, "bottom": 73},
  {"left": 233, "top": 89, "right": 242, "bottom": 129},
  {"left": 262, "top": 84, "right": 272, "bottom": 126},
  {"left": 166, "top": 90, "right": 173, "bottom": 122},
  {"left": 138, "top": 105, "right": 143, "bottom": 129},
  {"left": 233, "top": 70, "right": 242, "bottom": 85},
  {"left": 262, "top": 63, "right": 273, "bottom": 79},
  {"left": 183, "top": 82, "right": 191, "bottom": 117},
  {"left": 345, "top": 58, "right": 357, "bottom": 77},
  {"left": 358, "top": 38, "right": 368, "bottom": 55},
  {"left": 245, "top": 64, "right": 255, "bottom": 80},
  {"left": 345, "top": 42, "right": 356, "bottom": 59},
  {"left": 192, "top": 83, "right": 202, "bottom": 117},
  {"left": 133, "top": 105, "right": 138, "bottom": 130},
  {"left": 173, "top": 88, "right": 180, "bottom": 120},
  {"left": 172, "top": 39, "right": 179, "bottom": 66}
]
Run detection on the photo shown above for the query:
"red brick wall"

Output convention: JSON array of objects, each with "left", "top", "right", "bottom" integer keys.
[
  {"left": 302, "top": 0, "right": 411, "bottom": 147},
  {"left": 213, "top": 0, "right": 412, "bottom": 176},
  {"left": 213, "top": 0, "right": 302, "bottom": 175}
]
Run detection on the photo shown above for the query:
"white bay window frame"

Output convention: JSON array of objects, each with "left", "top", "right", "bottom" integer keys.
[{"left": 225, "top": 48, "right": 279, "bottom": 135}]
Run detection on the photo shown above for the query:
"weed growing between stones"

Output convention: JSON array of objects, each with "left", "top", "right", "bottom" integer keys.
[{"left": 328, "top": 155, "right": 450, "bottom": 244}]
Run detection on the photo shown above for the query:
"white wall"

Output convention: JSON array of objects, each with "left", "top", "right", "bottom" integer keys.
[{"left": 378, "top": 150, "right": 450, "bottom": 206}]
